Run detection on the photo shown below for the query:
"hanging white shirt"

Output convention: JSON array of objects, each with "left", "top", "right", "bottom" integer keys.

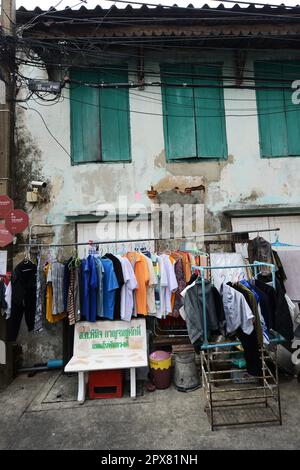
[
  {"left": 162, "top": 254, "right": 178, "bottom": 316},
  {"left": 4, "top": 281, "right": 11, "bottom": 320},
  {"left": 116, "top": 255, "right": 138, "bottom": 322}
]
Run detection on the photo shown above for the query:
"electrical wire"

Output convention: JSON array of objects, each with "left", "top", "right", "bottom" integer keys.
[
  {"left": 9, "top": 37, "right": 300, "bottom": 84},
  {"left": 17, "top": 1, "right": 88, "bottom": 34},
  {"left": 58, "top": 89, "right": 300, "bottom": 119},
  {"left": 17, "top": 104, "right": 72, "bottom": 160}
]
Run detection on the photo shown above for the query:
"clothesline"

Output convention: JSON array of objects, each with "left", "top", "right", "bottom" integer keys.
[{"left": 16, "top": 227, "right": 281, "bottom": 248}]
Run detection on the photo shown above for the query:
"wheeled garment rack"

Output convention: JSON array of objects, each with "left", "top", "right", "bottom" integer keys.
[{"left": 193, "top": 261, "right": 284, "bottom": 431}]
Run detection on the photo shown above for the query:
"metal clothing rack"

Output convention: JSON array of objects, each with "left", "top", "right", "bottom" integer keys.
[
  {"left": 192, "top": 261, "right": 283, "bottom": 431},
  {"left": 153, "top": 249, "right": 210, "bottom": 340}
]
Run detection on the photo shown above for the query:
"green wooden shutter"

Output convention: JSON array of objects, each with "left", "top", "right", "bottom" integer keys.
[
  {"left": 161, "top": 64, "right": 197, "bottom": 160},
  {"left": 255, "top": 62, "right": 288, "bottom": 158},
  {"left": 70, "top": 70, "right": 101, "bottom": 163},
  {"left": 282, "top": 62, "right": 300, "bottom": 156},
  {"left": 99, "top": 68, "right": 131, "bottom": 162},
  {"left": 193, "top": 64, "right": 227, "bottom": 158}
]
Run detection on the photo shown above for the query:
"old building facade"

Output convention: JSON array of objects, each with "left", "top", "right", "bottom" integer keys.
[{"left": 8, "top": 3, "right": 300, "bottom": 363}]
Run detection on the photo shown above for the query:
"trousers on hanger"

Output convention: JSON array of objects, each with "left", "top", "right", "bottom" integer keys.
[{"left": 7, "top": 260, "right": 37, "bottom": 342}]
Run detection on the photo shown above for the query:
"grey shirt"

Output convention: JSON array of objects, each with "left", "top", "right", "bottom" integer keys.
[
  {"left": 48, "top": 261, "right": 65, "bottom": 315},
  {"left": 183, "top": 279, "right": 219, "bottom": 345},
  {"left": 220, "top": 283, "right": 254, "bottom": 335}
]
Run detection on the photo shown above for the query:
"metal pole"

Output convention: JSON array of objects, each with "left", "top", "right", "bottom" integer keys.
[
  {"left": 200, "top": 267, "right": 208, "bottom": 346},
  {"left": 0, "top": 0, "right": 16, "bottom": 391},
  {"left": 15, "top": 227, "right": 281, "bottom": 248}
]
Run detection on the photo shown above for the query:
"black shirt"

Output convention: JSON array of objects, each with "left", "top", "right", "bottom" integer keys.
[{"left": 104, "top": 254, "right": 124, "bottom": 320}]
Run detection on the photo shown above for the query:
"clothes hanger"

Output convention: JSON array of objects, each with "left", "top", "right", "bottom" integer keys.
[{"left": 271, "top": 231, "right": 300, "bottom": 247}]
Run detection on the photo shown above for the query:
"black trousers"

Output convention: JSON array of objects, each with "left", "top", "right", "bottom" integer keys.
[
  {"left": 237, "top": 328, "right": 262, "bottom": 377},
  {"left": 7, "top": 291, "right": 36, "bottom": 342}
]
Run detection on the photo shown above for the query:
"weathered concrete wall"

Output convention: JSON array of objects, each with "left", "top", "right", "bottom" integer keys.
[
  {"left": 17, "top": 49, "right": 300, "bottom": 223},
  {"left": 13, "top": 48, "right": 300, "bottom": 364}
]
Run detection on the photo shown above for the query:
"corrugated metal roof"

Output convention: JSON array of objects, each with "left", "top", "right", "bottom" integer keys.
[
  {"left": 15, "top": 3, "right": 300, "bottom": 42},
  {"left": 16, "top": 3, "right": 300, "bottom": 18}
]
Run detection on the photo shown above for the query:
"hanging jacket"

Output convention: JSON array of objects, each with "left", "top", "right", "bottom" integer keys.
[
  {"left": 248, "top": 236, "right": 275, "bottom": 276},
  {"left": 183, "top": 279, "right": 220, "bottom": 345},
  {"left": 255, "top": 278, "right": 294, "bottom": 341}
]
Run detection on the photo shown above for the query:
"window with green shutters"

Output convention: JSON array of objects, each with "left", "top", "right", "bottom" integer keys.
[
  {"left": 255, "top": 61, "right": 300, "bottom": 158},
  {"left": 161, "top": 63, "right": 227, "bottom": 161},
  {"left": 70, "top": 68, "right": 131, "bottom": 164}
]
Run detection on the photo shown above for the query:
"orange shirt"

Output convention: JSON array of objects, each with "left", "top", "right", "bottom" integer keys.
[
  {"left": 126, "top": 252, "right": 150, "bottom": 315},
  {"left": 169, "top": 256, "right": 176, "bottom": 312},
  {"left": 178, "top": 251, "right": 192, "bottom": 283},
  {"left": 45, "top": 264, "right": 66, "bottom": 324}
]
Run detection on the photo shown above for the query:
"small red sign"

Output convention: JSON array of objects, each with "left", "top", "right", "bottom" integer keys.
[
  {"left": 0, "top": 195, "right": 13, "bottom": 218},
  {"left": 0, "top": 224, "right": 13, "bottom": 247},
  {"left": 5, "top": 210, "right": 29, "bottom": 235}
]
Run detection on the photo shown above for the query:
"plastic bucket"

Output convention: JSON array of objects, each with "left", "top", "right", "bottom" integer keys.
[{"left": 149, "top": 350, "right": 172, "bottom": 389}]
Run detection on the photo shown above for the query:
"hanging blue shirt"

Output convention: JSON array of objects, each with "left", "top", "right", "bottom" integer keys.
[
  {"left": 94, "top": 256, "right": 104, "bottom": 318},
  {"left": 81, "top": 256, "right": 99, "bottom": 322},
  {"left": 101, "top": 258, "right": 119, "bottom": 320},
  {"left": 81, "top": 258, "right": 90, "bottom": 321},
  {"left": 240, "top": 279, "right": 260, "bottom": 304},
  {"left": 88, "top": 255, "right": 99, "bottom": 322}
]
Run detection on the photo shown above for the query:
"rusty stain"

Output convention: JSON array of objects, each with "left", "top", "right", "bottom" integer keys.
[
  {"left": 184, "top": 185, "right": 205, "bottom": 194},
  {"left": 147, "top": 186, "right": 158, "bottom": 199},
  {"left": 153, "top": 175, "right": 206, "bottom": 194}
]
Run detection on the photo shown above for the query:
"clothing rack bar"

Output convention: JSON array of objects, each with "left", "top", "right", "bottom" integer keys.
[{"left": 16, "top": 227, "right": 281, "bottom": 248}]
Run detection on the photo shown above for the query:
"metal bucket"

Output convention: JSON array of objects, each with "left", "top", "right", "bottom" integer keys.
[{"left": 173, "top": 352, "right": 201, "bottom": 392}]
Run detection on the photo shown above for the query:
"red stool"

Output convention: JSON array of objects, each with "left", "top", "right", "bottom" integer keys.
[{"left": 88, "top": 370, "right": 123, "bottom": 399}]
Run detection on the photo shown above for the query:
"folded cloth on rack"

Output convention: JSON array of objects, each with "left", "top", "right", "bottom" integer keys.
[
  {"left": 209, "top": 253, "right": 247, "bottom": 291},
  {"left": 275, "top": 250, "right": 300, "bottom": 301},
  {"left": 183, "top": 279, "right": 220, "bottom": 345}
]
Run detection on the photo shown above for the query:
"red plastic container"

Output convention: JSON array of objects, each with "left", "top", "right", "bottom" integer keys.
[{"left": 88, "top": 370, "right": 123, "bottom": 399}]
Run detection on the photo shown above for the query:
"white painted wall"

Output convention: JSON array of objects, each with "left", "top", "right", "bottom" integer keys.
[{"left": 17, "top": 49, "right": 300, "bottom": 233}]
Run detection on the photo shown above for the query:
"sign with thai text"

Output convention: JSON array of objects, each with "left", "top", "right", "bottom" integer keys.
[
  {"left": 0, "top": 225, "right": 13, "bottom": 247},
  {"left": 5, "top": 209, "right": 29, "bottom": 234},
  {"left": 64, "top": 318, "right": 148, "bottom": 373},
  {"left": 0, "top": 196, "right": 13, "bottom": 218}
]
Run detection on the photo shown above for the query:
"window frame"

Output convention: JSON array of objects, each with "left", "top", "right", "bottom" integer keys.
[
  {"left": 70, "top": 66, "right": 132, "bottom": 165},
  {"left": 161, "top": 62, "right": 228, "bottom": 162}
]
